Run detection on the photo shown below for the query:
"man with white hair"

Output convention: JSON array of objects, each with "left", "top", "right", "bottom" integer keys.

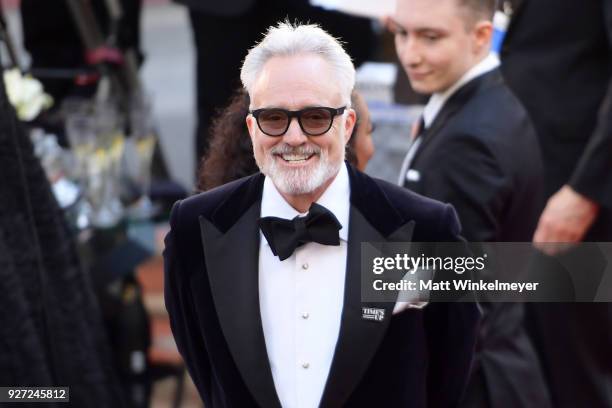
[{"left": 164, "top": 22, "right": 479, "bottom": 408}]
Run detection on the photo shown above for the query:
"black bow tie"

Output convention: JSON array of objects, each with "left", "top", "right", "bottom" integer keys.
[{"left": 259, "top": 203, "right": 342, "bottom": 261}]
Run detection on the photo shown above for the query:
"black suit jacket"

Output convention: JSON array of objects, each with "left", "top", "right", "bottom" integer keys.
[
  {"left": 164, "top": 164, "right": 480, "bottom": 408},
  {"left": 501, "top": 0, "right": 612, "bottom": 240},
  {"left": 404, "top": 69, "right": 544, "bottom": 242},
  {"left": 402, "top": 69, "right": 550, "bottom": 407}
]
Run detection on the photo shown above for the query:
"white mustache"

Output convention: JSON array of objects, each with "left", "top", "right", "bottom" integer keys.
[{"left": 270, "top": 144, "right": 321, "bottom": 156}]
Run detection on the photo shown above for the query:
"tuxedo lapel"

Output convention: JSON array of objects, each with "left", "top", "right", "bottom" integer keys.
[
  {"left": 319, "top": 167, "right": 416, "bottom": 408},
  {"left": 199, "top": 177, "right": 282, "bottom": 408}
]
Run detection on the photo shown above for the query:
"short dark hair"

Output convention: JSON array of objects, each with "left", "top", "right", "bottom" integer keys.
[{"left": 457, "top": 0, "right": 496, "bottom": 23}]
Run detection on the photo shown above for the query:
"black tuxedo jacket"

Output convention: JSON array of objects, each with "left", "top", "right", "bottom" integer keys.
[
  {"left": 402, "top": 69, "right": 550, "bottom": 407},
  {"left": 501, "top": 0, "right": 612, "bottom": 240},
  {"left": 164, "top": 165, "right": 480, "bottom": 408}
]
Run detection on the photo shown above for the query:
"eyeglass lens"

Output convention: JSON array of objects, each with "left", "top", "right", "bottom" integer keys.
[{"left": 258, "top": 108, "right": 333, "bottom": 136}]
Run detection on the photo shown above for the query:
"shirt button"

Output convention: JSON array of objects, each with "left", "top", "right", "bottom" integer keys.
[
  {"left": 302, "top": 263, "right": 309, "bottom": 270},
  {"left": 301, "top": 312, "right": 309, "bottom": 319},
  {"left": 302, "top": 362, "right": 310, "bottom": 369}
]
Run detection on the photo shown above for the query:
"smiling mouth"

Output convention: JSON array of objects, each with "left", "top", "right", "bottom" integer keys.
[
  {"left": 276, "top": 153, "right": 316, "bottom": 164},
  {"left": 409, "top": 71, "right": 431, "bottom": 80}
]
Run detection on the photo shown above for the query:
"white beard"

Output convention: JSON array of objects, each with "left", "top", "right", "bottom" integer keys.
[{"left": 258, "top": 142, "right": 344, "bottom": 195}]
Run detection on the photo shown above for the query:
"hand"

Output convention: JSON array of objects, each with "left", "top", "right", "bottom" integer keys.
[{"left": 533, "top": 185, "right": 599, "bottom": 255}]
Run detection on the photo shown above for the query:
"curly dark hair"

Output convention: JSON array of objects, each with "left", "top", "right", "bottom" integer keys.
[
  {"left": 197, "top": 89, "right": 258, "bottom": 192},
  {"left": 197, "top": 88, "right": 363, "bottom": 192}
]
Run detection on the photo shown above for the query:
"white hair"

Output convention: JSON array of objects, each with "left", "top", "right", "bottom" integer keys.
[{"left": 240, "top": 21, "right": 355, "bottom": 106}]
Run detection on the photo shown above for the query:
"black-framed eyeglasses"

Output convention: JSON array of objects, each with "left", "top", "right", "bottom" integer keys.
[{"left": 249, "top": 106, "right": 346, "bottom": 137}]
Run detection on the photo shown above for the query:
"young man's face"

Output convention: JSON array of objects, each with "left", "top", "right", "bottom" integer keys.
[
  {"left": 391, "top": 0, "right": 486, "bottom": 95},
  {"left": 246, "top": 54, "right": 355, "bottom": 196}
]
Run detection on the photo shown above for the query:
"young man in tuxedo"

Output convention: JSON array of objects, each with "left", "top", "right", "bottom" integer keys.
[
  {"left": 388, "top": 0, "right": 550, "bottom": 406},
  {"left": 164, "top": 22, "right": 479, "bottom": 408}
]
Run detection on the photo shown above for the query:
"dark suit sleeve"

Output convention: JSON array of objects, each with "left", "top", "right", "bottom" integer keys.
[
  {"left": 568, "top": 1, "right": 612, "bottom": 209},
  {"left": 163, "top": 201, "right": 213, "bottom": 407},
  {"left": 424, "top": 204, "right": 481, "bottom": 408},
  {"left": 421, "top": 133, "right": 509, "bottom": 241}
]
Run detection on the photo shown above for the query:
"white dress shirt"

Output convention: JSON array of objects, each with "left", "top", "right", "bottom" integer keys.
[
  {"left": 259, "top": 163, "right": 350, "bottom": 408},
  {"left": 398, "top": 53, "right": 501, "bottom": 185}
]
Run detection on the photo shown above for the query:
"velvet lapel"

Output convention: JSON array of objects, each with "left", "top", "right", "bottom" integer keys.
[
  {"left": 411, "top": 69, "right": 502, "bottom": 167},
  {"left": 199, "top": 174, "right": 282, "bottom": 408},
  {"left": 319, "top": 166, "right": 416, "bottom": 408}
]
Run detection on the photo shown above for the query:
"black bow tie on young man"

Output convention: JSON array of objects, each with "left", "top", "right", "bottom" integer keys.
[{"left": 259, "top": 203, "right": 342, "bottom": 261}]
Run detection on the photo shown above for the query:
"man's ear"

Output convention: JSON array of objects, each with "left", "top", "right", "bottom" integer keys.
[
  {"left": 344, "top": 108, "right": 357, "bottom": 144},
  {"left": 246, "top": 114, "right": 257, "bottom": 141},
  {"left": 473, "top": 20, "right": 493, "bottom": 53}
]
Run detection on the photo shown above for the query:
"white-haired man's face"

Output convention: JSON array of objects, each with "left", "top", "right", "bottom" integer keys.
[{"left": 246, "top": 54, "right": 356, "bottom": 198}]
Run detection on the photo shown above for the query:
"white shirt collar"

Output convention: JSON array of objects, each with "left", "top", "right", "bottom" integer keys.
[
  {"left": 260, "top": 162, "right": 351, "bottom": 242},
  {"left": 423, "top": 53, "right": 500, "bottom": 128}
]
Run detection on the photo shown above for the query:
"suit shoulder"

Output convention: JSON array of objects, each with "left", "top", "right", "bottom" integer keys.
[
  {"left": 374, "top": 177, "right": 448, "bottom": 216},
  {"left": 460, "top": 79, "right": 531, "bottom": 131},
  {"left": 445, "top": 80, "right": 538, "bottom": 160},
  {"left": 370, "top": 177, "right": 460, "bottom": 240},
  {"left": 171, "top": 174, "right": 260, "bottom": 230}
]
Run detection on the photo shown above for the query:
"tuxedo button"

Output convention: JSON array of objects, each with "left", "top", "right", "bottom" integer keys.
[
  {"left": 302, "top": 263, "right": 309, "bottom": 270},
  {"left": 302, "top": 362, "right": 310, "bottom": 369},
  {"left": 301, "top": 312, "right": 309, "bottom": 319}
]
